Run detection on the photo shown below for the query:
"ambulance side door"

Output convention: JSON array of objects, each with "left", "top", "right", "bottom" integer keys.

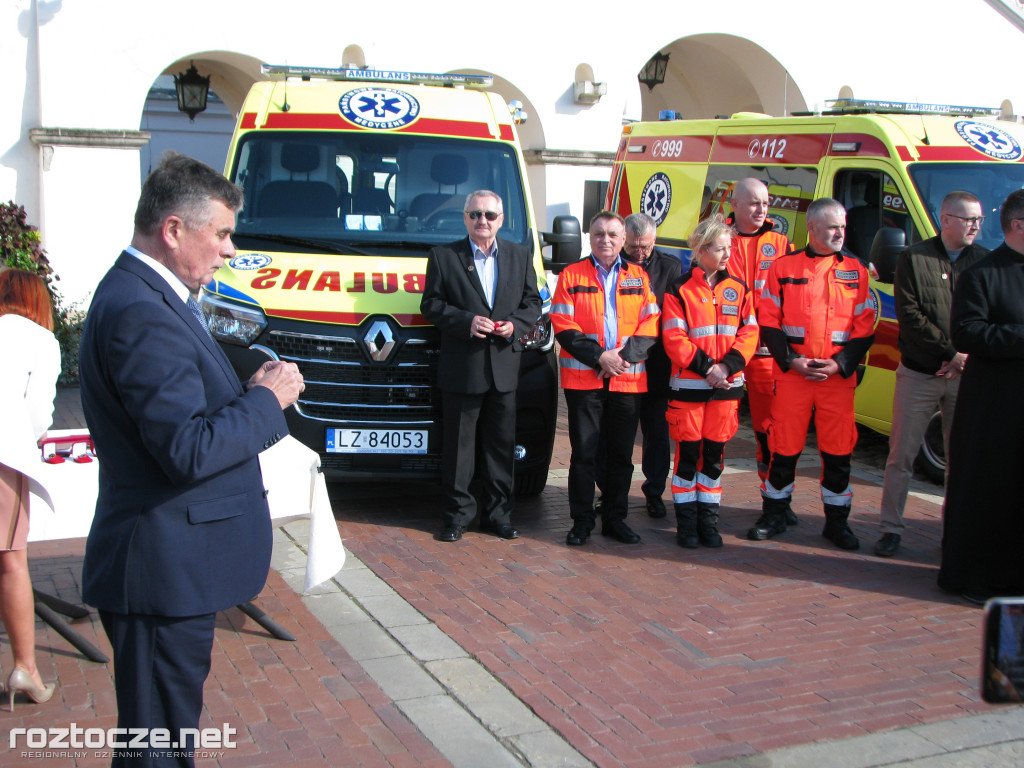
[{"left": 826, "top": 165, "right": 923, "bottom": 435}]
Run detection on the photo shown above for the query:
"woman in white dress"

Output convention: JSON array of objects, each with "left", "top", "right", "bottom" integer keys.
[{"left": 0, "top": 268, "right": 61, "bottom": 709}]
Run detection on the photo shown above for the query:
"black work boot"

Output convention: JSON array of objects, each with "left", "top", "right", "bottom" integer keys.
[
  {"left": 675, "top": 501, "right": 699, "bottom": 548},
  {"left": 697, "top": 504, "right": 723, "bottom": 548},
  {"left": 645, "top": 494, "right": 667, "bottom": 518},
  {"left": 747, "top": 498, "right": 788, "bottom": 541},
  {"left": 822, "top": 504, "right": 860, "bottom": 550},
  {"left": 784, "top": 504, "right": 799, "bottom": 526}
]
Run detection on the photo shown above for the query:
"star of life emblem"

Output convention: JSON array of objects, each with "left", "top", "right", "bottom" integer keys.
[
  {"left": 641, "top": 173, "right": 672, "bottom": 226},
  {"left": 229, "top": 253, "right": 272, "bottom": 270},
  {"left": 340, "top": 88, "right": 420, "bottom": 130},
  {"left": 955, "top": 120, "right": 1022, "bottom": 161}
]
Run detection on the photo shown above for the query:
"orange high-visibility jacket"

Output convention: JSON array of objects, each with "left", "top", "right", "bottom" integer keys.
[
  {"left": 663, "top": 266, "right": 759, "bottom": 402},
  {"left": 726, "top": 216, "right": 790, "bottom": 357},
  {"left": 758, "top": 248, "right": 875, "bottom": 382},
  {"left": 725, "top": 217, "right": 791, "bottom": 303},
  {"left": 551, "top": 256, "right": 660, "bottom": 392}
]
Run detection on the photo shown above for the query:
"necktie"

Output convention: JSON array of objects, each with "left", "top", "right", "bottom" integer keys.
[{"left": 187, "top": 295, "right": 214, "bottom": 340}]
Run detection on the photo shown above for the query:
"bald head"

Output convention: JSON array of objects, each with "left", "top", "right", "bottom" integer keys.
[{"left": 729, "top": 178, "right": 770, "bottom": 234}]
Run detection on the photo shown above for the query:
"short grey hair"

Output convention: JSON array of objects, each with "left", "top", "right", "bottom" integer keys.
[
  {"left": 134, "top": 151, "right": 243, "bottom": 236},
  {"left": 806, "top": 197, "right": 845, "bottom": 225},
  {"left": 464, "top": 190, "right": 503, "bottom": 213},
  {"left": 624, "top": 212, "right": 657, "bottom": 239}
]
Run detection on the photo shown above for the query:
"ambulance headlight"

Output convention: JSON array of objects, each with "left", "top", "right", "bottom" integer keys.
[
  {"left": 518, "top": 313, "right": 553, "bottom": 352},
  {"left": 198, "top": 292, "right": 267, "bottom": 346}
]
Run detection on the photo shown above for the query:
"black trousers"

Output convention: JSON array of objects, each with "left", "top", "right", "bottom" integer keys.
[
  {"left": 440, "top": 387, "right": 516, "bottom": 528},
  {"left": 99, "top": 610, "right": 217, "bottom": 768},
  {"left": 595, "top": 391, "right": 671, "bottom": 498},
  {"left": 638, "top": 393, "right": 672, "bottom": 498},
  {"left": 565, "top": 385, "right": 641, "bottom": 527}
]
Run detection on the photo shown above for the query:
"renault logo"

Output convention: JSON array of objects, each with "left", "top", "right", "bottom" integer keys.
[{"left": 363, "top": 318, "right": 396, "bottom": 362}]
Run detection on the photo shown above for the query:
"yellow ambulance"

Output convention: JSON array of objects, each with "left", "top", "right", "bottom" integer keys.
[
  {"left": 605, "top": 100, "right": 1024, "bottom": 480},
  {"left": 200, "top": 66, "right": 580, "bottom": 494}
]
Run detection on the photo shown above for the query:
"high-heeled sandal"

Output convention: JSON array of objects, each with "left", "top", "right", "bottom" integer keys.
[{"left": 7, "top": 667, "right": 55, "bottom": 711}]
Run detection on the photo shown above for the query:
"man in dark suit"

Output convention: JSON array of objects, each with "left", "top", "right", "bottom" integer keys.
[
  {"left": 421, "top": 189, "right": 541, "bottom": 542},
  {"left": 79, "top": 152, "right": 304, "bottom": 767},
  {"left": 619, "top": 213, "right": 682, "bottom": 518}
]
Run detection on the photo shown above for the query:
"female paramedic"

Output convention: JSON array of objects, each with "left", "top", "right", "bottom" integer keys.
[{"left": 662, "top": 215, "right": 758, "bottom": 548}]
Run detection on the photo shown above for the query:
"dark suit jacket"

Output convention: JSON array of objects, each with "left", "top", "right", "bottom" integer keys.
[
  {"left": 421, "top": 237, "right": 541, "bottom": 393},
  {"left": 622, "top": 247, "right": 683, "bottom": 398},
  {"left": 80, "top": 253, "right": 289, "bottom": 617}
]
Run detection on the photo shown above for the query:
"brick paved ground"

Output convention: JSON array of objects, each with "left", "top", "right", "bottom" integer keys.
[
  {"left": 10, "top": 537, "right": 449, "bottom": 768},
  {"left": 335, "top": 409, "right": 991, "bottom": 767},
  {"left": 0, "top": 387, "right": 1003, "bottom": 767}
]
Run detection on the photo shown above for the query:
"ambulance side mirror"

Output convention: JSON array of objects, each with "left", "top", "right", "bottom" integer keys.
[
  {"left": 868, "top": 227, "right": 906, "bottom": 284},
  {"left": 542, "top": 216, "right": 582, "bottom": 274},
  {"left": 982, "top": 597, "right": 1024, "bottom": 704}
]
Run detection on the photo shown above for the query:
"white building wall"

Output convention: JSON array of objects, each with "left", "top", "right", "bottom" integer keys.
[
  {"left": 39, "top": 146, "right": 140, "bottom": 309},
  {"left": 2, "top": 1, "right": 42, "bottom": 222},
  {"left": 2, "top": 0, "right": 1022, "bottom": 304}
]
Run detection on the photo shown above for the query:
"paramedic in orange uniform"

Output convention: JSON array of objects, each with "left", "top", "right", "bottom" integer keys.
[
  {"left": 663, "top": 215, "right": 758, "bottom": 548},
  {"left": 725, "top": 178, "right": 797, "bottom": 525},
  {"left": 748, "top": 198, "right": 875, "bottom": 548},
  {"left": 551, "top": 211, "right": 660, "bottom": 547}
]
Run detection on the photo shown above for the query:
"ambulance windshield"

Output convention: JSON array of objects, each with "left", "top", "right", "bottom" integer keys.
[
  {"left": 909, "top": 163, "right": 1024, "bottom": 250},
  {"left": 230, "top": 133, "right": 529, "bottom": 252}
]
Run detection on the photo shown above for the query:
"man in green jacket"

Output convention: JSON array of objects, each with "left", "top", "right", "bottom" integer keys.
[{"left": 875, "top": 190, "right": 988, "bottom": 557}]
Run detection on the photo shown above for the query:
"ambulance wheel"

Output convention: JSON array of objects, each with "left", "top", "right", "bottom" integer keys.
[
  {"left": 515, "top": 468, "right": 548, "bottom": 497},
  {"left": 913, "top": 410, "right": 945, "bottom": 485}
]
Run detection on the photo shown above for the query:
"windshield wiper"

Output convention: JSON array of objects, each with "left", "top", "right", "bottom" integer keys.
[
  {"left": 345, "top": 240, "right": 431, "bottom": 251},
  {"left": 233, "top": 231, "right": 373, "bottom": 256}
]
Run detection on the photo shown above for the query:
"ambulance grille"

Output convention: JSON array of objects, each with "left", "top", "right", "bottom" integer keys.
[{"left": 267, "top": 329, "right": 438, "bottom": 422}]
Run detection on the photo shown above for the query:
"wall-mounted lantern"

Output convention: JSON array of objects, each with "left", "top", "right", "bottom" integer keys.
[
  {"left": 638, "top": 51, "right": 670, "bottom": 92},
  {"left": 174, "top": 61, "right": 211, "bottom": 122}
]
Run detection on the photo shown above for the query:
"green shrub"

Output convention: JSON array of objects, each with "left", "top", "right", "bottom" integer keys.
[{"left": 1, "top": 202, "right": 50, "bottom": 270}]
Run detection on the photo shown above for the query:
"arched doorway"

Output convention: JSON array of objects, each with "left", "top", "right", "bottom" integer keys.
[
  {"left": 139, "top": 52, "right": 264, "bottom": 181},
  {"left": 634, "top": 34, "right": 806, "bottom": 121}
]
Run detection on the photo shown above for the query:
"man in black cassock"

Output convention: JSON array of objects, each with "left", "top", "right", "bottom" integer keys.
[{"left": 939, "top": 188, "right": 1024, "bottom": 605}]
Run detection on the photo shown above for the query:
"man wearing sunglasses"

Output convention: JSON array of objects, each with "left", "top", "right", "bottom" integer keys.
[
  {"left": 875, "top": 190, "right": 988, "bottom": 558},
  {"left": 421, "top": 190, "right": 541, "bottom": 542}
]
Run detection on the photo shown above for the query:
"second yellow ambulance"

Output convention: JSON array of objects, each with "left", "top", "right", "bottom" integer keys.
[{"left": 606, "top": 100, "right": 1024, "bottom": 479}]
